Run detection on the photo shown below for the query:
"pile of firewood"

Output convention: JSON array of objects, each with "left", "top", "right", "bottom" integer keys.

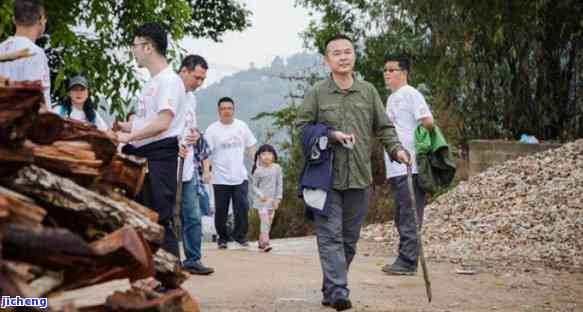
[{"left": 0, "top": 83, "right": 196, "bottom": 311}]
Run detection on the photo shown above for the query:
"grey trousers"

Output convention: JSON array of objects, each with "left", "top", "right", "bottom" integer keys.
[
  {"left": 389, "top": 174, "right": 427, "bottom": 266},
  {"left": 314, "top": 187, "right": 370, "bottom": 296}
]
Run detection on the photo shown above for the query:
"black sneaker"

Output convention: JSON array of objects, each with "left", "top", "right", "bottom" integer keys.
[
  {"left": 382, "top": 261, "right": 417, "bottom": 276},
  {"left": 330, "top": 288, "right": 352, "bottom": 311},
  {"left": 184, "top": 261, "right": 214, "bottom": 275},
  {"left": 235, "top": 240, "right": 249, "bottom": 247},
  {"left": 218, "top": 241, "right": 228, "bottom": 249}
]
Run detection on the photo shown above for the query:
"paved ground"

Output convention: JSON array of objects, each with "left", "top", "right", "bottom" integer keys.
[
  {"left": 185, "top": 237, "right": 582, "bottom": 311},
  {"left": 49, "top": 236, "right": 583, "bottom": 311}
]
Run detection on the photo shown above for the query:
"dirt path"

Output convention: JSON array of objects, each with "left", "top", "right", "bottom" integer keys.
[{"left": 184, "top": 237, "right": 582, "bottom": 311}]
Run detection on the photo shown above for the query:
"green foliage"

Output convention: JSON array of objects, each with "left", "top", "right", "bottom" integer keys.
[
  {"left": 298, "top": 0, "right": 583, "bottom": 143},
  {"left": 0, "top": 0, "right": 251, "bottom": 118}
]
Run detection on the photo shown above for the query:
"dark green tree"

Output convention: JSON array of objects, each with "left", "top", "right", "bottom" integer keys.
[{"left": 297, "top": 0, "right": 583, "bottom": 142}]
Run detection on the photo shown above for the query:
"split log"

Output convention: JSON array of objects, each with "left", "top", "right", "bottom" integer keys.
[
  {"left": 105, "top": 288, "right": 199, "bottom": 312},
  {"left": 0, "top": 143, "right": 33, "bottom": 177},
  {"left": 63, "top": 227, "right": 155, "bottom": 290},
  {"left": 32, "top": 142, "right": 102, "bottom": 178},
  {"left": 0, "top": 196, "right": 8, "bottom": 220},
  {"left": 29, "top": 270, "right": 64, "bottom": 297},
  {"left": 0, "top": 260, "right": 36, "bottom": 298},
  {"left": 100, "top": 188, "right": 158, "bottom": 224},
  {"left": 60, "top": 119, "right": 117, "bottom": 164},
  {"left": 0, "top": 140, "right": 100, "bottom": 182},
  {"left": 27, "top": 112, "right": 64, "bottom": 145},
  {"left": 153, "top": 250, "right": 189, "bottom": 290},
  {"left": 9, "top": 165, "right": 163, "bottom": 245},
  {"left": 1, "top": 261, "right": 40, "bottom": 282},
  {"left": 100, "top": 153, "right": 147, "bottom": 198},
  {"left": 0, "top": 262, "right": 63, "bottom": 297},
  {"left": 47, "top": 279, "right": 132, "bottom": 312},
  {"left": 1, "top": 223, "right": 96, "bottom": 269},
  {"left": 0, "top": 83, "right": 44, "bottom": 146},
  {"left": 0, "top": 186, "right": 46, "bottom": 227},
  {"left": 2, "top": 225, "right": 155, "bottom": 291}
]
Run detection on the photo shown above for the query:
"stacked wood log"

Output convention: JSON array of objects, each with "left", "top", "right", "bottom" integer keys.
[{"left": 0, "top": 83, "right": 194, "bottom": 311}]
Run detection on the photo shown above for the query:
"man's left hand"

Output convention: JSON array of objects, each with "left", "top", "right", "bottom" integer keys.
[
  {"left": 116, "top": 132, "right": 132, "bottom": 144},
  {"left": 396, "top": 149, "right": 412, "bottom": 167},
  {"left": 202, "top": 172, "right": 211, "bottom": 184}
]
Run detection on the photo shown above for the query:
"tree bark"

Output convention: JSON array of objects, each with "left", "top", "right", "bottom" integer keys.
[
  {"left": 153, "top": 249, "right": 189, "bottom": 290},
  {"left": 105, "top": 288, "right": 199, "bottom": 312},
  {"left": 0, "top": 186, "right": 46, "bottom": 227},
  {"left": 0, "top": 83, "right": 43, "bottom": 145},
  {"left": 8, "top": 165, "right": 163, "bottom": 245}
]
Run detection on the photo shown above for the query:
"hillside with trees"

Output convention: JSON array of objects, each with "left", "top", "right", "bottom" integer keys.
[{"left": 195, "top": 52, "right": 326, "bottom": 144}]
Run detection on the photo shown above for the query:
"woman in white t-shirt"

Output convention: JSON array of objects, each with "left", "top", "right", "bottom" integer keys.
[{"left": 53, "top": 75, "right": 108, "bottom": 131}]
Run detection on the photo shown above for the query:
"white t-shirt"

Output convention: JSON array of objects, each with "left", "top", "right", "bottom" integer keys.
[
  {"left": 205, "top": 119, "right": 257, "bottom": 185},
  {"left": 131, "top": 66, "right": 186, "bottom": 148},
  {"left": 54, "top": 105, "right": 109, "bottom": 131},
  {"left": 384, "top": 85, "right": 433, "bottom": 178},
  {"left": 0, "top": 36, "right": 51, "bottom": 107},
  {"left": 181, "top": 92, "right": 197, "bottom": 182}
]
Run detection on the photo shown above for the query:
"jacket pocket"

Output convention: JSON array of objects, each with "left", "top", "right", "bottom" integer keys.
[{"left": 319, "top": 103, "right": 340, "bottom": 127}]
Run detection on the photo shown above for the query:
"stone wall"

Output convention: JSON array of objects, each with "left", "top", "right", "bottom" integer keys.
[{"left": 468, "top": 140, "right": 562, "bottom": 177}]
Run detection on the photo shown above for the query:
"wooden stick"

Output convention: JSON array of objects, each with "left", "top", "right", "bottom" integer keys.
[{"left": 0, "top": 48, "right": 34, "bottom": 63}]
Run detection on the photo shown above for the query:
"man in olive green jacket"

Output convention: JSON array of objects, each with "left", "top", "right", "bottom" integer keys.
[{"left": 295, "top": 34, "right": 409, "bottom": 311}]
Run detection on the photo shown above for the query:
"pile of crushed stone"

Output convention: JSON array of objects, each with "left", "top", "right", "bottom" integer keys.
[{"left": 362, "top": 139, "right": 583, "bottom": 271}]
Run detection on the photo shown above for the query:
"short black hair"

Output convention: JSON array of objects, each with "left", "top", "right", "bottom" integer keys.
[
  {"left": 324, "top": 34, "right": 353, "bottom": 54},
  {"left": 384, "top": 53, "right": 411, "bottom": 73},
  {"left": 180, "top": 54, "right": 208, "bottom": 71},
  {"left": 217, "top": 96, "right": 235, "bottom": 108},
  {"left": 134, "top": 22, "right": 168, "bottom": 57},
  {"left": 14, "top": 0, "right": 44, "bottom": 26}
]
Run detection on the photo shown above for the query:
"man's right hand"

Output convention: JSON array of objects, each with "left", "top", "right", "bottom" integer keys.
[
  {"left": 184, "top": 129, "right": 200, "bottom": 145},
  {"left": 331, "top": 131, "right": 355, "bottom": 147},
  {"left": 396, "top": 149, "right": 412, "bottom": 167},
  {"left": 178, "top": 144, "right": 188, "bottom": 158}
]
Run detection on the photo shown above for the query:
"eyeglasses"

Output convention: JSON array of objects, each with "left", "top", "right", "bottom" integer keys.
[
  {"left": 384, "top": 68, "right": 402, "bottom": 73},
  {"left": 131, "top": 41, "right": 149, "bottom": 49}
]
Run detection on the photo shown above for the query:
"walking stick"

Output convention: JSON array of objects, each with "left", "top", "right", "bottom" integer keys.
[
  {"left": 174, "top": 155, "right": 184, "bottom": 266},
  {"left": 407, "top": 165, "right": 432, "bottom": 303}
]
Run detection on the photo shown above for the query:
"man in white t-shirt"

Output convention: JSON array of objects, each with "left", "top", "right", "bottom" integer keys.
[
  {"left": 175, "top": 54, "right": 214, "bottom": 275},
  {"left": 0, "top": 0, "right": 50, "bottom": 110},
  {"left": 205, "top": 97, "right": 257, "bottom": 249},
  {"left": 382, "top": 53, "right": 434, "bottom": 276},
  {"left": 115, "top": 22, "right": 186, "bottom": 257}
]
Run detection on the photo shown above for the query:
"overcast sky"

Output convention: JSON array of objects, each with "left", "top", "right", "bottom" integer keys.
[{"left": 179, "top": 0, "right": 315, "bottom": 87}]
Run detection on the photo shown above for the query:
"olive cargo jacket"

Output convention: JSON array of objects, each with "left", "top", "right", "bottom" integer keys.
[{"left": 295, "top": 76, "right": 404, "bottom": 190}]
